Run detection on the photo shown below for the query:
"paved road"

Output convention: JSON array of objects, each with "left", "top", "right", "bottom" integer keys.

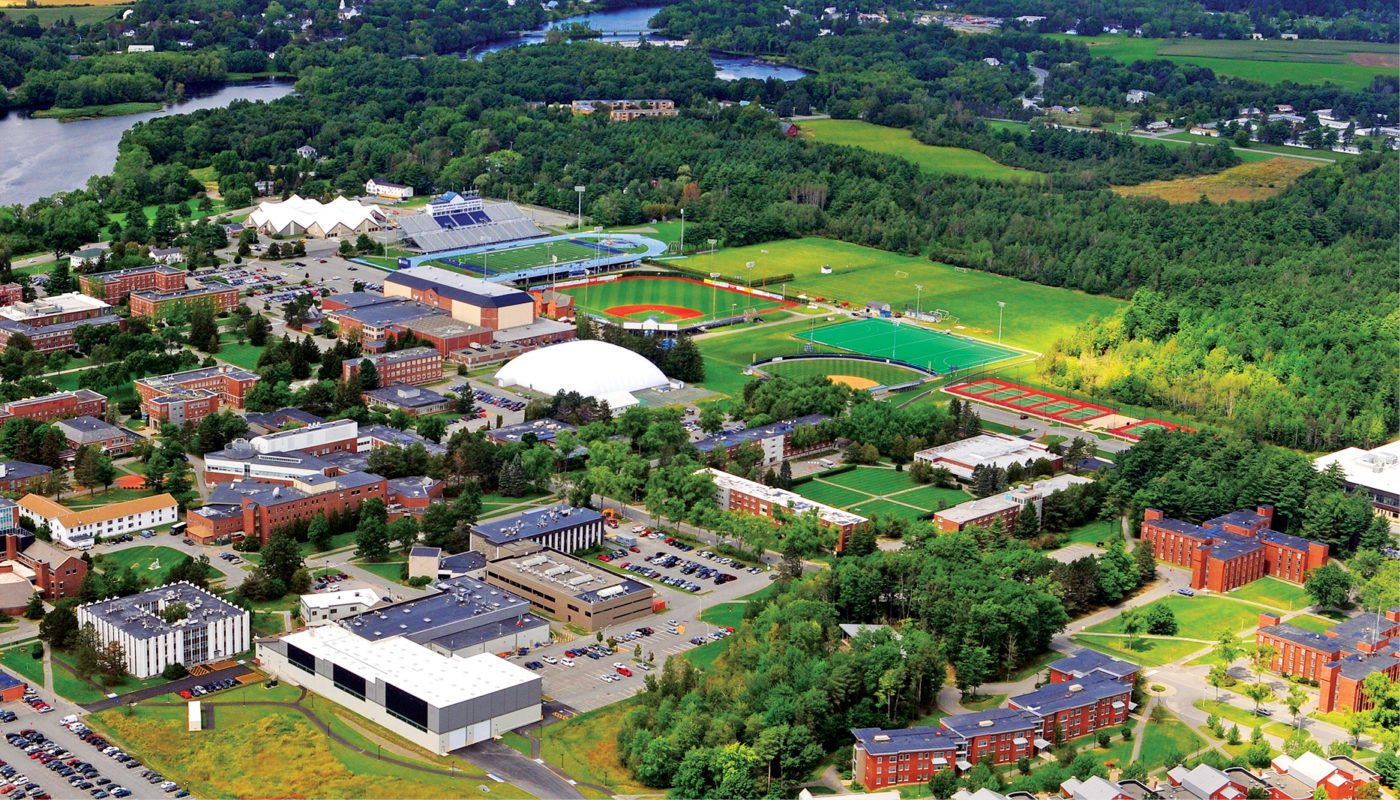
[
  {"left": 459, "top": 739, "right": 584, "bottom": 800},
  {"left": 80, "top": 664, "right": 253, "bottom": 713}
]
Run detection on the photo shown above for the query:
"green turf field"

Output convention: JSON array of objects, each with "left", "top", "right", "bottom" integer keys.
[
  {"left": 796, "top": 466, "right": 971, "bottom": 522},
  {"left": 802, "top": 119, "right": 1037, "bottom": 181},
  {"left": 797, "top": 481, "right": 871, "bottom": 508},
  {"left": 799, "top": 318, "right": 1018, "bottom": 374},
  {"left": 1050, "top": 34, "right": 1395, "bottom": 90},
  {"left": 435, "top": 238, "right": 639, "bottom": 275},
  {"left": 562, "top": 276, "right": 788, "bottom": 324},
  {"left": 685, "top": 238, "right": 1123, "bottom": 353},
  {"left": 760, "top": 357, "right": 927, "bottom": 387},
  {"left": 823, "top": 466, "right": 917, "bottom": 496}
]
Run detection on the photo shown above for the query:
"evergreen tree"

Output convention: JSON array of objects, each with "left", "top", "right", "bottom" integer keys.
[
  {"left": 357, "top": 359, "right": 380, "bottom": 391},
  {"left": 1013, "top": 501, "right": 1040, "bottom": 539},
  {"left": 73, "top": 623, "right": 101, "bottom": 677},
  {"left": 260, "top": 531, "right": 304, "bottom": 588},
  {"left": 38, "top": 606, "right": 77, "bottom": 648},
  {"left": 778, "top": 461, "right": 793, "bottom": 490},
  {"left": 498, "top": 454, "right": 527, "bottom": 497},
  {"left": 23, "top": 592, "right": 44, "bottom": 621},
  {"left": 72, "top": 445, "right": 103, "bottom": 494},
  {"left": 307, "top": 513, "right": 333, "bottom": 552}
]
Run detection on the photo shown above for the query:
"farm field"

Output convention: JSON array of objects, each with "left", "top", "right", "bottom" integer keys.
[
  {"left": 1114, "top": 157, "right": 1321, "bottom": 203},
  {"left": 802, "top": 119, "right": 1037, "bottom": 181},
  {"left": 799, "top": 318, "right": 1019, "bottom": 375},
  {"left": 1049, "top": 34, "right": 1396, "bottom": 89},
  {"left": 560, "top": 275, "right": 790, "bottom": 325},
  {"left": 687, "top": 238, "right": 1123, "bottom": 353},
  {"left": 759, "top": 356, "right": 928, "bottom": 389}
]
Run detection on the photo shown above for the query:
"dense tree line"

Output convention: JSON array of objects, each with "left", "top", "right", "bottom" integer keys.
[{"left": 993, "top": 0, "right": 1397, "bottom": 41}]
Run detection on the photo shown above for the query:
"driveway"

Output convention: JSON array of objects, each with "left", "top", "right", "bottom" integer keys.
[
  {"left": 80, "top": 664, "right": 254, "bottom": 713},
  {"left": 458, "top": 739, "right": 584, "bottom": 800}
]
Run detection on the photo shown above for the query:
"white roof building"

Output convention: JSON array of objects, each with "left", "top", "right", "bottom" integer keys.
[
  {"left": 248, "top": 195, "right": 386, "bottom": 238},
  {"left": 495, "top": 340, "right": 670, "bottom": 410},
  {"left": 299, "top": 588, "right": 382, "bottom": 626},
  {"left": 913, "top": 433, "right": 1055, "bottom": 479},
  {"left": 1313, "top": 440, "right": 1400, "bottom": 521}
]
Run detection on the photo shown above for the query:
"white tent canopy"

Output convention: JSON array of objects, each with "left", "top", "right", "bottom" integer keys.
[
  {"left": 249, "top": 195, "right": 385, "bottom": 237},
  {"left": 494, "top": 340, "right": 669, "bottom": 410}
]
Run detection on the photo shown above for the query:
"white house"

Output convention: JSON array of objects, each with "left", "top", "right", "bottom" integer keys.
[
  {"left": 365, "top": 177, "right": 414, "bottom": 200},
  {"left": 126, "top": 44, "right": 155, "bottom": 53},
  {"left": 77, "top": 583, "right": 250, "bottom": 678},
  {"left": 149, "top": 247, "right": 183, "bottom": 265},
  {"left": 299, "top": 588, "right": 382, "bottom": 626},
  {"left": 68, "top": 247, "right": 108, "bottom": 269},
  {"left": 296, "top": 144, "right": 318, "bottom": 160},
  {"left": 1125, "top": 89, "right": 1153, "bottom": 104}
]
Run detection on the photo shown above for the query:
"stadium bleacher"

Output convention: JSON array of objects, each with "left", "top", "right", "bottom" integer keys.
[{"left": 398, "top": 199, "right": 546, "bottom": 252}]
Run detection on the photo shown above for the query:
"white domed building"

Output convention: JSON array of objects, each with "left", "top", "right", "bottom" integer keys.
[{"left": 494, "top": 340, "right": 670, "bottom": 411}]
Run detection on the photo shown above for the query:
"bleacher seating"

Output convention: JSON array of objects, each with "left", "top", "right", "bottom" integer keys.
[{"left": 398, "top": 199, "right": 544, "bottom": 252}]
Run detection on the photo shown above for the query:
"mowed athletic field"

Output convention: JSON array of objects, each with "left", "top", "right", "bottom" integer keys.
[
  {"left": 797, "top": 466, "right": 970, "bottom": 521},
  {"left": 760, "top": 357, "right": 929, "bottom": 389},
  {"left": 802, "top": 119, "right": 1037, "bottom": 182},
  {"left": 562, "top": 276, "right": 791, "bottom": 324},
  {"left": 431, "top": 238, "right": 640, "bottom": 276},
  {"left": 1114, "top": 157, "right": 1321, "bottom": 203},
  {"left": 800, "top": 318, "right": 1018, "bottom": 375},
  {"left": 1051, "top": 34, "right": 1396, "bottom": 90},
  {"left": 689, "top": 238, "right": 1123, "bottom": 353}
]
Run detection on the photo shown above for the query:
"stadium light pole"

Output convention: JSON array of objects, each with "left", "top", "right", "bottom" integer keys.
[
  {"left": 997, "top": 300, "right": 1006, "bottom": 343},
  {"left": 679, "top": 208, "right": 686, "bottom": 254},
  {"left": 915, "top": 283, "right": 923, "bottom": 320},
  {"left": 574, "top": 185, "right": 585, "bottom": 231},
  {"left": 709, "top": 272, "right": 721, "bottom": 320},
  {"left": 745, "top": 261, "right": 755, "bottom": 311}
]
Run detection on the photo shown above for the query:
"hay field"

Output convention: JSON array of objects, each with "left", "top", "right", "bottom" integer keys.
[{"left": 1113, "top": 157, "right": 1320, "bottom": 203}]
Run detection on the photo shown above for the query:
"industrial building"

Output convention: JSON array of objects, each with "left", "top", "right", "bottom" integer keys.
[
  {"left": 407, "top": 547, "right": 486, "bottom": 582},
  {"left": 1313, "top": 441, "right": 1400, "bottom": 523},
  {"left": 484, "top": 546, "right": 655, "bottom": 632},
  {"left": 300, "top": 589, "right": 383, "bottom": 626},
  {"left": 77, "top": 583, "right": 250, "bottom": 678},
  {"left": 469, "top": 506, "right": 604, "bottom": 560},
  {"left": 258, "top": 624, "right": 541, "bottom": 756},
  {"left": 709, "top": 468, "right": 868, "bottom": 551},
  {"left": 17, "top": 492, "right": 177, "bottom": 549}
]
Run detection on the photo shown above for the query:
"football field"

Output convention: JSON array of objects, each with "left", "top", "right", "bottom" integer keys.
[
  {"left": 432, "top": 238, "right": 636, "bottom": 276},
  {"left": 798, "top": 318, "right": 1018, "bottom": 374}
]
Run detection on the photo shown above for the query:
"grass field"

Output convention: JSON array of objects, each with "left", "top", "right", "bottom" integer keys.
[
  {"left": 1115, "top": 157, "right": 1321, "bottom": 203},
  {"left": 1227, "top": 577, "right": 1313, "bottom": 612},
  {"left": 696, "top": 317, "right": 830, "bottom": 396},
  {"left": 560, "top": 275, "right": 790, "bottom": 325},
  {"left": 1158, "top": 132, "right": 1357, "bottom": 162},
  {"left": 1288, "top": 615, "right": 1337, "bottom": 635},
  {"left": 0, "top": 4, "right": 128, "bottom": 24},
  {"left": 1049, "top": 34, "right": 1396, "bottom": 89},
  {"left": 94, "top": 546, "right": 190, "bottom": 588},
  {"left": 1071, "top": 633, "right": 1206, "bottom": 667},
  {"left": 1061, "top": 519, "right": 1118, "bottom": 546},
  {"left": 0, "top": 645, "right": 46, "bottom": 689},
  {"left": 797, "top": 466, "right": 969, "bottom": 521},
  {"left": 89, "top": 683, "right": 517, "bottom": 799},
  {"left": 1087, "top": 595, "right": 1262, "bottom": 641},
  {"left": 61, "top": 486, "right": 156, "bottom": 509},
  {"left": 1140, "top": 712, "right": 1207, "bottom": 769},
  {"left": 686, "top": 238, "right": 1123, "bottom": 353},
  {"left": 539, "top": 701, "right": 654, "bottom": 795},
  {"left": 1195, "top": 699, "right": 1295, "bottom": 739},
  {"left": 800, "top": 318, "right": 1019, "bottom": 375},
  {"left": 433, "top": 238, "right": 643, "bottom": 277},
  {"left": 32, "top": 101, "right": 162, "bottom": 120},
  {"left": 802, "top": 119, "right": 1037, "bottom": 182},
  {"left": 760, "top": 357, "right": 928, "bottom": 389}
]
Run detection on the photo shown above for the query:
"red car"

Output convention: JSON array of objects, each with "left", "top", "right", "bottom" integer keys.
[
  {"left": 597, "top": 554, "right": 611, "bottom": 562},
  {"left": 629, "top": 546, "right": 640, "bottom": 553},
  {"left": 616, "top": 667, "right": 633, "bottom": 677},
  {"left": 178, "top": 690, "right": 193, "bottom": 700}
]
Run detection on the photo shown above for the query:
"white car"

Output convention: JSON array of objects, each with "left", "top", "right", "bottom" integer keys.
[
  {"left": 541, "top": 656, "right": 557, "bottom": 665},
  {"left": 561, "top": 658, "right": 575, "bottom": 667},
  {"left": 612, "top": 662, "right": 625, "bottom": 669}
]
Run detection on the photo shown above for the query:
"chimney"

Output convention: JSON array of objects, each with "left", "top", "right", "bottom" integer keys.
[
  {"left": 1143, "top": 508, "right": 1163, "bottom": 522},
  {"left": 1259, "top": 612, "right": 1280, "bottom": 627},
  {"left": 1256, "top": 505, "right": 1274, "bottom": 527},
  {"left": 3, "top": 534, "right": 14, "bottom": 562}
]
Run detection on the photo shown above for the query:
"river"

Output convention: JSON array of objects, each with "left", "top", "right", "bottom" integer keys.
[
  {"left": 475, "top": 5, "right": 812, "bottom": 83},
  {"left": 0, "top": 80, "right": 295, "bottom": 207}
]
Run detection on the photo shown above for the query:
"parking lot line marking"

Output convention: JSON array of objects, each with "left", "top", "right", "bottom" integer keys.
[{"left": 487, "top": 773, "right": 504, "bottom": 783}]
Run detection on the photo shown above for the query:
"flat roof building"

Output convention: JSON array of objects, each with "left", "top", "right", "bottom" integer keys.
[
  {"left": 484, "top": 546, "right": 655, "bottom": 632},
  {"left": 470, "top": 506, "right": 604, "bottom": 560},
  {"left": 77, "top": 582, "right": 250, "bottom": 678},
  {"left": 693, "top": 414, "right": 833, "bottom": 466},
  {"left": 709, "top": 468, "right": 868, "bottom": 552},
  {"left": 363, "top": 385, "right": 451, "bottom": 417},
  {"left": 343, "top": 347, "right": 444, "bottom": 387},
  {"left": 384, "top": 266, "right": 534, "bottom": 330},
  {"left": 300, "top": 588, "right": 383, "bottom": 627},
  {"left": 258, "top": 623, "right": 541, "bottom": 755},
  {"left": 934, "top": 475, "right": 1093, "bottom": 534},
  {"left": 80, "top": 264, "right": 186, "bottom": 304},
  {"left": 136, "top": 365, "right": 260, "bottom": 425},
  {"left": 914, "top": 434, "right": 1060, "bottom": 480},
  {"left": 0, "top": 389, "right": 108, "bottom": 424},
  {"left": 1142, "top": 507, "right": 1329, "bottom": 592},
  {"left": 1313, "top": 441, "right": 1400, "bottom": 522}
]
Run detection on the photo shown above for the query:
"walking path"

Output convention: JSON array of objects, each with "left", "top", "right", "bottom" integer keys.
[{"left": 1129, "top": 697, "right": 1154, "bottom": 762}]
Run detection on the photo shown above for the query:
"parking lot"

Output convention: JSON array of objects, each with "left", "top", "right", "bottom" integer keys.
[
  {"left": 0, "top": 691, "right": 172, "bottom": 800},
  {"left": 513, "top": 523, "right": 777, "bottom": 713}
]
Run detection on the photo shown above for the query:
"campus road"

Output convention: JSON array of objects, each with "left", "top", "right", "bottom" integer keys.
[
  {"left": 958, "top": 399, "right": 1134, "bottom": 455},
  {"left": 459, "top": 739, "right": 584, "bottom": 800}
]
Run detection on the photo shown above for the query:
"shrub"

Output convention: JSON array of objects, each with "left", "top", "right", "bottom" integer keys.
[
  {"left": 161, "top": 663, "right": 188, "bottom": 680},
  {"left": 30, "top": 643, "right": 42, "bottom": 660},
  {"left": 1096, "top": 731, "right": 1111, "bottom": 748}
]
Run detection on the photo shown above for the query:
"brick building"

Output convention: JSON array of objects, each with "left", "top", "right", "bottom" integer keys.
[
  {"left": 708, "top": 468, "right": 868, "bottom": 552},
  {"left": 1140, "top": 507, "right": 1329, "bottom": 592},
  {"left": 1256, "top": 609, "right": 1400, "bottom": 713},
  {"left": 528, "top": 288, "right": 575, "bottom": 320},
  {"left": 934, "top": 475, "right": 1093, "bottom": 534},
  {"left": 1, "top": 530, "right": 87, "bottom": 601},
  {"left": 0, "top": 294, "right": 122, "bottom": 354},
  {"left": 188, "top": 473, "right": 389, "bottom": 544},
  {"left": 0, "top": 389, "right": 107, "bottom": 423},
  {"left": 0, "top": 462, "right": 52, "bottom": 494},
  {"left": 1047, "top": 648, "right": 1138, "bottom": 685},
  {"left": 0, "top": 284, "right": 22, "bottom": 307},
  {"left": 383, "top": 266, "right": 535, "bottom": 330},
  {"left": 852, "top": 727, "right": 960, "bottom": 789},
  {"left": 54, "top": 416, "right": 135, "bottom": 457},
  {"left": 79, "top": 265, "right": 186, "bottom": 303},
  {"left": 940, "top": 708, "right": 1040, "bottom": 768},
  {"left": 136, "top": 365, "right": 260, "bottom": 424},
  {"left": 342, "top": 347, "right": 443, "bottom": 387},
  {"left": 363, "top": 385, "right": 452, "bottom": 417},
  {"left": 1267, "top": 753, "right": 1381, "bottom": 800},
  {"left": 1006, "top": 673, "right": 1133, "bottom": 743},
  {"left": 693, "top": 415, "right": 833, "bottom": 466},
  {"left": 129, "top": 285, "right": 240, "bottom": 319},
  {"left": 389, "top": 315, "right": 492, "bottom": 355}
]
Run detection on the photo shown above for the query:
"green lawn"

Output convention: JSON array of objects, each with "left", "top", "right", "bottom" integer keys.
[
  {"left": 962, "top": 693, "right": 1005, "bottom": 712},
  {"left": 0, "top": 4, "right": 128, "bottom": 25},
  {"left": 212, "top": 334, "right": 265, "bottom": 371},
  {"left": 1195, "top": 699, "right": 1294, "bottom": 738},
  {"left": 1157, "top": 133, "right": 1356, "bottom": 162},
  {"left": 1088, "top": 595, "right": 1263, "bottom": 642},
  {"left": 1060, "top": 519, "right": 1118, "bottom": 547},
  {"left": 887, "top": 484, "right": 968, "bottom": 513},
  {"left": 51, "top": 650, "right": 172, "bottom": 704},
  {"left": 696, "top": 317, "right": 830, "bottom": 396},
  {"left": 761, "top": 357, "right": 929, "bottom": 387},
  {"left": 94, "top": 545, "right": 191, "bottom": 588},
  {"left": 355, "top": 559, "right": 407, "bottom": 583},
  {"left": 699, "top": 601, "right": 747, "bottom": 629},
  {"left": 682, "top": 638, "right": 730, "bottom": 671},
  {"left": 1071, "top": 634, "right": 1206, "bottom": 667},
  {"left": 824, "top": 466, "right": 917, "bottom": 495},
  {"left": 0, "top": 644, "right": 46, "bottom": 689},
  {"left": 1227, "top": 577, "right": 1313, "bottom": 613},
  {"left": 62, "top": 486, "right": 158, "bottom": 509},
  {"left": 252, "top": 610, "right": 287, "bottom": 637},
  {"left": 538, "top": 700, "right": 655, "bottom": 795},
  {"left": 689, "top": 237, "right": 1123, "bottom": 354},
  {"left": 803, "top": 119, "right": 1037, "bottom": 182},
  {"left": 1140, "top": 712, "right": 1207, "bottom": 769},
  {"left": 1048, "top": 34, "right": 1395, "bottom": 89},
  {"left": 847, "top": 497, "right": 930, "bottom": 520}
]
